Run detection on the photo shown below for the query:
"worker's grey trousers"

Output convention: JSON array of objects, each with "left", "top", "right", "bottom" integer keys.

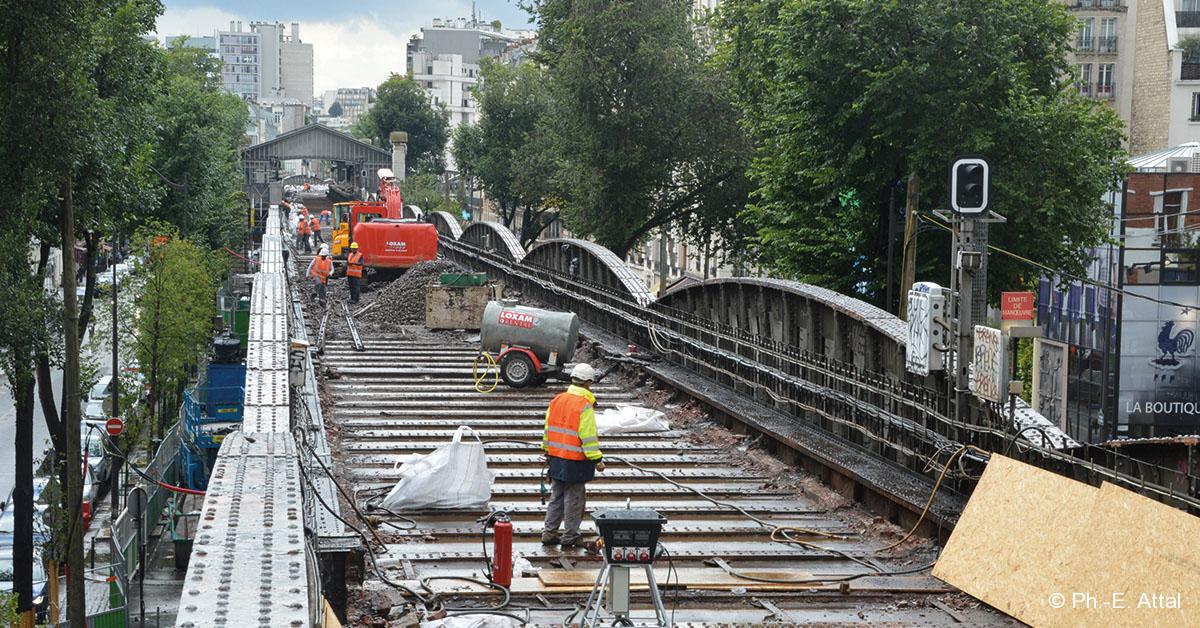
[{"left": 543, "top": 479, "right": 587, "bottom": 543}]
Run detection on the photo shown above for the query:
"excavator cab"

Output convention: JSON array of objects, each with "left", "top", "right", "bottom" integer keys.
[{"left": 331, "top": 201, "right": 385, "bottom": 257}]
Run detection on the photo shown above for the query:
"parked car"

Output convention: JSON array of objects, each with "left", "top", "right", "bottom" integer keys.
[
  {"left": 82, "top": 375, "right": 113, "bottom": 427},
  {"left": 95, "top": 262, "right": 132, "bottom": 291},
  {"left": 0, "top": 478, "right": 51, "bottom": 548},
  {"left": 82, "top": 427, "right": 111, "bottom": 486},
  {"left": 0, "top": 545, "right": 50, "bottom": 620}
]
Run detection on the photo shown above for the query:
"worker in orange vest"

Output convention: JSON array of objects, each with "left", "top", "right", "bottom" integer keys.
[
  {"left": 320, "top": 207, "right": 332, "bottom": 226},
  {"left": 296, "top": 214, "right": 312, "bottom": 253},
  {"left": 541, "top": 363, "right": 604, "bottom": 547},
  {"left": 346, "top": 241, "right": 365, "bottom": 304},
  {"left": 307, "top": 244, "right": 333, "bottom": 304},
  {"left": 310, "top": 215, "right": 323, "bottom": 244}
]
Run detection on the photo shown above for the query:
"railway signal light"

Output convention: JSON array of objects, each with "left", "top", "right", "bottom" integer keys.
[{"left": 950, "top": 156, "right": 990, "bottom": 214}]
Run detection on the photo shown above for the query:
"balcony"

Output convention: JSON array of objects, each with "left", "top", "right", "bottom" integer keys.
[
  {"left": 1183, "top": 63, "right": 1200, "bottom": 80},
  {"left": 1095, "top": 82, "right": 1115, "bottom": 99},
  {"left": 1072, "top": 0, "right": 1124, "bottom": 8},
  {"left": 1078, "top": 82, "right": 1093, "bottom": 96},
  {"left": 1076, "top": 36, "right": 1095, "bottom": 52},
  {"left": 1098, "top": 36, "right": 1118, "bottom": 53},
  {"left": 1179, "top": 12, "right": 1200, "bottom": 28}
]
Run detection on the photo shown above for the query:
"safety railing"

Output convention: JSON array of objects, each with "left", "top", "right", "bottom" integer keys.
[
  {"left": 110, "top": 424, "right": 181, "bottom": 578},
  {"left": 182, "top": 385, "right": 245, "bottom": 448}
]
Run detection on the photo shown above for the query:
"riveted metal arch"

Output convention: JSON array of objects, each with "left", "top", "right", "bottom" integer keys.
[
  {"left": 428, "top": 211, "right": 463, "bottom": 239},
  {"left": 403, "top": 205, "right": 424, "bottom": 220},
  {"left": 460, "top": 221, "right": 526, "bottom": 262},
  {"left": 280, "top": 174, "right": 326, "bottom": 186},
  {"left": 523, "top": 238, "right": 654, "bottom": 307},
  {"left": 654, "top": 277, "right": 906, "bottom": 371}
]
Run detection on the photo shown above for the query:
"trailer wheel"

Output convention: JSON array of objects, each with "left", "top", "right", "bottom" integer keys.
[{"left": 500, "top": 352, "right": 536, "bottom": 388}]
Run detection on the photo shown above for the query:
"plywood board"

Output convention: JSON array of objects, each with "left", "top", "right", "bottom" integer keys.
[
  {"left": 1054, "top": 482, "right": 1199, "bottom": 628},
  {"left": 934, "top": 455, "right": 1200, "bottom": 628},
  {"left": 932, "top": 454, "right": 1099, "bottom": 626}
]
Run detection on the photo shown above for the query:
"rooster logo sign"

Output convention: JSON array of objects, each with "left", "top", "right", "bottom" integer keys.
[{"left": 1153, "top": 321, "right": 1195, "bottom": 368}]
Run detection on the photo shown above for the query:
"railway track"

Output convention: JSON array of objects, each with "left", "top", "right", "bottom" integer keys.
[{"left": 314, "top": 334, "right": 1016, "bottom": 625}]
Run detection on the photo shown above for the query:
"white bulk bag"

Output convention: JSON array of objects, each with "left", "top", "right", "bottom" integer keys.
[
  {"left": 595, "top": 405, "right": 670, "bottom": 434},
  {"left": 380, "top": 425, "right": 494, "bottom": 510}
]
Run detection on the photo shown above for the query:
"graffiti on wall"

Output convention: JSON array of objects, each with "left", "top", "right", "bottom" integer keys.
[{"left": 970, "top": 325, "right": 1008, "bottom": 403}]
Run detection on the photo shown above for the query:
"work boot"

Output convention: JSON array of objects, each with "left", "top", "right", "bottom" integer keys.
[
  {"left": 559, "top": 537, "right": 580, "bottom": 548},
  {"left": 541, "top": 534, "right": 560, "bottom": 545}
]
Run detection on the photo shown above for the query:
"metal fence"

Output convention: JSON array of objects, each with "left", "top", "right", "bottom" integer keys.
[
  {"left": 111, "top": 423, "right": 181, "bottom": 578},
  {"left": 56, "top": 557, "right": 128, "bottom": 628}
]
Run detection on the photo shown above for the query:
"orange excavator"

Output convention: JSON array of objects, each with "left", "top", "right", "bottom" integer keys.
[{"left": 329, "top": 169, "right": 438, "bottom": 274}]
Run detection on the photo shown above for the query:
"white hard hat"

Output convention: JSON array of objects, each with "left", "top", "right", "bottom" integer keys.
[
  {"left": 570, "top": 363, "right": 596, "bottom": 382},
  {"left": 319, "top": 245, "right": 330, "bottom": 255}
]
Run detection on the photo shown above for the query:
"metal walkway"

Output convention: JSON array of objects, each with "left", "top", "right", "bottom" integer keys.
[{"left": 175, "top": 208, "right": 317, "bottom": 628}]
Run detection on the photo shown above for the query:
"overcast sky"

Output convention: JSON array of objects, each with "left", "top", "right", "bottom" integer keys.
[{"left": 155, "top": 0, "right": 533, "bottom": 94}]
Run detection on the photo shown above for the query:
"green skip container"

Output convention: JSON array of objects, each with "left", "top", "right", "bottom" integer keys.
[{"left": 439, "top": 272, "right": 488, "bottom": 287}]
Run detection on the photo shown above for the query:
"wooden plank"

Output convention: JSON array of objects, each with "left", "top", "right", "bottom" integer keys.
[
  {"left": 407, "top": 572, "right": 951, "bottom": 596},
  {"left": 538, "top": 567, "right": 816, "bottom": 588}
]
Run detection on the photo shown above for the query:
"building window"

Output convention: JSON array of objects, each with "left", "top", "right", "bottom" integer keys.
[
  {"left": 1078, "top": 63, "right": 1092, "bottom": 96},
  {"left": 1161, "top": 250, "right": 1199, "bottom": 284},
  {"left": 1097, "top": 63, "right": 1114, "bottom": 98},
  {"left": 1099, "top": 18, "right": 1117, "bottom": 52},
  {"left": 1192, "top": 93, "right": 1200, "bottom": 120},
  {"left": 1077, "top": 18, "right": 1094, "bottom": 52},
  {"left": 1184, "top": 0, "right": 1200, "bottom": 11}
]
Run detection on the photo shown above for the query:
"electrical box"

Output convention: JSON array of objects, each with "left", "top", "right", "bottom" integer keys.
[
  {"left": 593, "top": 508, "right": 666, "bottom": 565},
  {"left": 906, "top": 282, "right": 946, "bottom": 376}
]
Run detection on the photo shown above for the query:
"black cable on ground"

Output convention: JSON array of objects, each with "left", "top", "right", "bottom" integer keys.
[
  {"left": 295, "top": 457, "right": 434, "bottom": 605},
  {"left": 419, "top": 575, "right": 512, "bottom": 611}
]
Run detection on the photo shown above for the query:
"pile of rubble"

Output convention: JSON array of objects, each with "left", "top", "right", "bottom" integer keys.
[{"left": 358, "top": 259, "right": 467, "bottom": 326}]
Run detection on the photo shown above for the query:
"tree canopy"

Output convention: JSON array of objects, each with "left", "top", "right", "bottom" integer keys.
[
  {"left": 527, "top": 0, "right": 752, "bottom": 258},
  {"left": 451, "top": 60, "right": 557, "bottom": 246},
  {"left": 717, "top": 0, "right": 1128, "bottom": 303},
  {"left": 352, "top": 74, "right": 450, "bottom": 174}
]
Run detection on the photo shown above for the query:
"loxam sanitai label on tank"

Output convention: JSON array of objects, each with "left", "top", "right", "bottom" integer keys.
[
  {"left": 385, "top": 240, "right": 408, "bottom": 252},
  {"left": 498, "top": 310, "right": 537, "bottom": 329}
]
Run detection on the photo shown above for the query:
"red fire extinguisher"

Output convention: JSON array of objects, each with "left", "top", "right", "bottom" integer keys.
[{"left": 490, "top": 512, "right": 513, "bottom": 587}]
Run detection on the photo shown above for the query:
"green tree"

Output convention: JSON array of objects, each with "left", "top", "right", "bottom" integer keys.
[
  {"left": 401, "top": 173, "right": 460, "bottom": 215},
  {"left": 352, "top": 74, "right": 450, "bottom": 174},
  {"left": 149, "top": 44, "right": 249, "bottom": 249},
  {"left": 717, "top": 0, "right": 1127, "bottom": 302},
  {"left": 527, "top": 0, "right": 751, "bottom": 258},
  {"left": 452, "top": 61, "right": 558, "bottom": 245},
  {"left": 1, "top": 1, "right": 167, "bottom": 621},
  {"left": 134, "top": 228, "right": 218, "bottom": 433},
  {"left": 327, "top": 100, "right": 344, "bottom": 117}
]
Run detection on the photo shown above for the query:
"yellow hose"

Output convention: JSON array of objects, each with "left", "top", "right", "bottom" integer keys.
[{"left": 473, "top": 351, "right": 499, "bottom": 393}]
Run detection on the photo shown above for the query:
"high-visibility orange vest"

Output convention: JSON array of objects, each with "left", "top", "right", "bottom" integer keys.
[
  {"left": 309, "top": 217, "right": 320, "bottom": 232},
  {"left": 544, "top": 391, "right": 594, "bottom": 461},
  {"left": 346, "top": 251, "right": 364, "bottom": 278},
  {"left": 297, "top": 219, "right": 310, "bottom": 235},
  {"left": 310, "top": 256, "right": 333, "bottom": 283}
]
